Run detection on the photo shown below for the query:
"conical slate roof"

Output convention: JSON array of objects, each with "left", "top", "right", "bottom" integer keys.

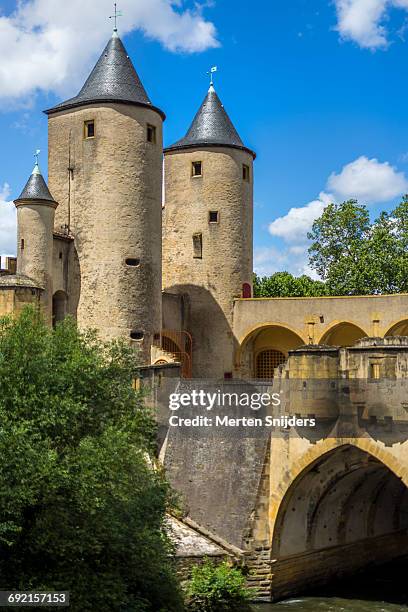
[
  {"left": 14, "top": 163, "right": 57, "bottom": 205},
  {"left": 45, "top": 33, "right": 165, "bottom": 119},
  {"left": 165, "top": 84, "right": 255, "bottom": 158}
]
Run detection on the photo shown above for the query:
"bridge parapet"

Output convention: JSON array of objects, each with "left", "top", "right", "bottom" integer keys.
[{"left": 278, "top": 339, "right": 408, "bottom": 437}]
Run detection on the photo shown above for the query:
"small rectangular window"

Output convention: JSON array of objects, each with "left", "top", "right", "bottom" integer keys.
[
  {"left": 21, "top": 239, "right": 25, "bottom": 251},
  {"left": 147, "top": 124, "right": 156, "bottom": 143},
  {"left": 193, "top": 233, "right": 203, "bottom": 259},
  {"left": 84, "top": 120, "right": 95, "bottom": 139},
  {"left": 243, "top": 164, "right": 250, "bottom": 182},
  {"left": 192, "top": 161, "right": 202, "bottom": 177},
  {"left": 209, "top": 211, "right": 219, "bottom": 224}
]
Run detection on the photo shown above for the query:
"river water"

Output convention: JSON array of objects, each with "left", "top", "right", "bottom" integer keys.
[
  {"left": 252, "top": 558, "right": 408, "bottom": 612},
  {"left": 253, "top": 599, "right": 406, "bottom": 611}
]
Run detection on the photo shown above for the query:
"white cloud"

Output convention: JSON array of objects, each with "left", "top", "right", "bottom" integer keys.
[
  {"left": 0, "top": 183, "right": 17, "bottom": 259},
  {"left": 266, "top": 155, "right": 408, "bottom": 277},
  {"left": 335, "top": 0, "right": 388, "bottom": 49},
  {"left": 334, "top": 0, "right": 408, "bottom": 49},
  {"left": 0, "top": 0, "right": 219, "bottom": 104},
  {"left": 254, "top": 246, "right": 318, "bottom": 278},
  {"left": 269, "top": 156, "right": 407, "bottom": 245},
  {"left": 268, "top": 192, "right": 333, "bottom": 242},
  {"left": 327, "top": 156, "right": 408, "bottom": 202}
]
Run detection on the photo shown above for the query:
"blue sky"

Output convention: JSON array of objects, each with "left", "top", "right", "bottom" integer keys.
[{"left": 2, "top": 0, "right": 408, "bottom": 276}]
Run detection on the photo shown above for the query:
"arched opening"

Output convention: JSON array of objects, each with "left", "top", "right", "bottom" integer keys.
[
  {"left": 271, "top": 445, "right": 408, "bottom": 599},
  {"left": 386, "top": 320, "right": 408, "bottom": 337},
  {"left": 256, "top": 349, "right": 286, "bottom": 379},
  {"left": 52, "top": 291, "right": 68, "bottom": 327},
  {"left": 319, "top": 322, "right": 367, "bottom": 347},
  {"left": 238, "top": 325, "right": 304, "bottom": 379}
]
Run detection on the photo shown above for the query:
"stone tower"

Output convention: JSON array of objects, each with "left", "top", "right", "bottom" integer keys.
[
  {"left": 14, "top": 161, "right": 58, "bottom": 324},
  {"left": 163, "top": 83, "right": 255, "bottom": 378},
  {"left": 45, "top": 30, "right": 165, "bottom": 362}
]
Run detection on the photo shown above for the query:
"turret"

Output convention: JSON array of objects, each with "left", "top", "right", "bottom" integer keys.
[
  {"left": 45, "top": 30, "right": 165, "bottom": 361},
  {"left": 14, "top": 159, "right": 58, "bottom": 324},
  {"left": 163, "top": 82, "right": 255, "bottom": 378}
]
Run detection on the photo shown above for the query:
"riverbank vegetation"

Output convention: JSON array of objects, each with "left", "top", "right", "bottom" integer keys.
[
  {"left": 0, "top": 309, "right": 183, "bottom": 612},
  {"left": 186, "top": 559, "right": 252, "bottom": 612}
]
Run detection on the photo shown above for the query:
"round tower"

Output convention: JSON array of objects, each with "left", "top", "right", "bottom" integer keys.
[
  {"left": 14, "top": 160, "right": 58, "bottom": 324},
  {"left": 45, "top": 30, "right": 164, "bottom": 362},
  {"left": 163, "top": 83, "right": 255, "bottom": 378}
]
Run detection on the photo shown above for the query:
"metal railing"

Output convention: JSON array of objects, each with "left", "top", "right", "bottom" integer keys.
[{"left": 153, "top": 329, "right": 193, "bottom": 378}]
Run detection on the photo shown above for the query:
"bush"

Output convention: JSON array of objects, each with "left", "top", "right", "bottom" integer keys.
[
  {"left": 186, "top": 559, "right": 252, "bottom": 612},
  {"left": 0, "top": 308, "right": 184, "bottom": 612}
]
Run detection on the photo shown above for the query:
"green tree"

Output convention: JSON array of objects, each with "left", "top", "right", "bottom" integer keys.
[
  {"left": 253, "top": 271, "right": 327, "bottom": 298},
  {"left": 308, "top": 198, "right": 408, "bottom": 295},
  {"left": 186, "top": 560, "right": 252, "bottom": 612},
  {"left": 0, "top": 309, "right": 183, "bottom": 612}
]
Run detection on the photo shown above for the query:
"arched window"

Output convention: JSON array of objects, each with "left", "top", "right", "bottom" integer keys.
[
  {"left": 256, "top": 349, "right": 286, "bottom": 379},
  {"left": 242, "top": 283, "right": 251, "bottom": 298}
]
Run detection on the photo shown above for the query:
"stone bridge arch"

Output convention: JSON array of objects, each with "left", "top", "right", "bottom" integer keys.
[{"left": 266, "top": 439, "right": 408, "bottom": 600}]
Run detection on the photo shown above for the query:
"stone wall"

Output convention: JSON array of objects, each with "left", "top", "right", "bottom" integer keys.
[
  {"left": 48, "top": 103, "right": 163, "bottom": 361},
  {"left": 159, "top": 340, "right": 408, "bottom": 601},
  {"left": 16, "top": 202, "right": 56, "bottom": 325},
  {"left": 52, "top": 234, "right": 80, "bottom": 320},
  {"left": 162, "top": 381, "right": 270, "bottom": 549},
  {"left": 163, "top": 147, "right": 253, "bottom": 378},
  {"left": 0, "top": 277, "right": 43, "bottom": 318}
]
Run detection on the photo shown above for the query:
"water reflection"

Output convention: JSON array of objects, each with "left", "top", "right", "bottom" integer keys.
[
  {"left": 253, "top": 599, "right": 406, "bottom": 611},
  {"left": 252, "top": 557, "right": 408, "bottom": 612}
]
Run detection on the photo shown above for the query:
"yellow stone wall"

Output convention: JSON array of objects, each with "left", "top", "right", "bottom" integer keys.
[
  {"left": 234, "top": 293, "right": 408, "bottom": 376},
  {"left": 0, "top": 286, "right": 43, "bottom": 318}
]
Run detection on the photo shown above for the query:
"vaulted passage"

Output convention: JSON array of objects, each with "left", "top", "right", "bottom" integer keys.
[
  {"left": 319, "top": 322, "right": 367, "bottom": 347},
  {"left": 271, "top": 445, "right": 408, "bottom": 600},
  {"left": 238, "top": 325, "right": 304, "bottom": 378},
  {"left": 386, "top": 319, "right": 408, "bottom": 336}
]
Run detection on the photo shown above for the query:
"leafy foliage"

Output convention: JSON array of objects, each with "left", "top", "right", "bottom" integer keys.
[
  {"left": 255, "top": 196, "right": 408, "bottom": 298},
  {"left": 186, "top": 560, "right": 252, "bottom": 612},
  {"left": 0, "top": 309, "right": 183, "bottom": 612},
  {"left": 253, "top": 271, "right": 327, "bottom": 298},
  {"left": 308, "top": 198, "right": 408, "bottom": 295}
]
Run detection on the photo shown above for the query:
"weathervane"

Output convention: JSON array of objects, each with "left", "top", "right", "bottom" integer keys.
[
  {"left": 207, "top": 66, "right": 218, "bottom": 86},
  {"left": 34, "top": 149, "right": 41, "bottom": 166},
  {"left": 109, "top": 3, "right": 123, "bottom": 32}
]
